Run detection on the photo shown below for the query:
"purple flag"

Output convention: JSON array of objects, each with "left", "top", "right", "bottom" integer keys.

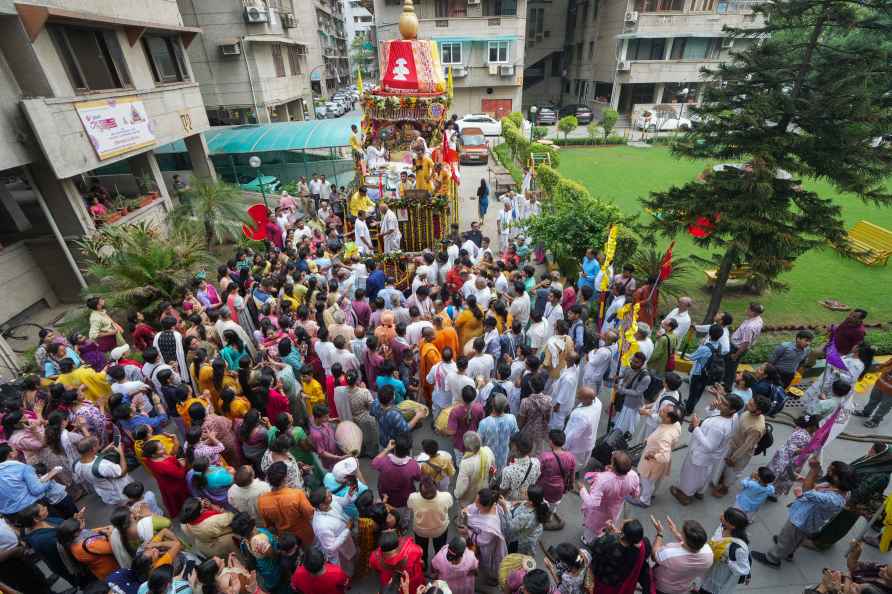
[
  {"left": 824, "top": 332, "right": 849, "bottom": 371},
  {"left": 794, "top": 406, "right": 842, "bottom": 468}
]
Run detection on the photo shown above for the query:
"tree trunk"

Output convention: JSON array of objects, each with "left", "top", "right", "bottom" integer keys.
[
  {"left": 703, "top": 245, "right": 738, "bottom": 323},
  {"left": 205, "top": 219, "right": 214, "bottom": 247},
  {"left": 775, "top": 0, "right": 829, "bottom": 134}
]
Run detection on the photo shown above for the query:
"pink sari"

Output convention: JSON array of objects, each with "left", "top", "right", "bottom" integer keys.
[{"left": 465, "top": 504, "right": 506, "bottom": 579}]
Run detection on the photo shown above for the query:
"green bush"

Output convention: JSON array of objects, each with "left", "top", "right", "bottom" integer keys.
[
  {"left": 529, "top": 142, "right": 560, "bottom": 168},
  {"left": 557, "top": 115, "right": 578, "bottom": 140},
  {"left": 724, "top": 328, "right": 892, "bottom": 364},
  {"left": 532, "top": 126, "right": 548, "bottom": 142},
  {"left": 505, "top": 112, "right": 524, "bottom": 129},
  {"left": 553, "top": 136, "right": 628, "bottom": 146},
  {"left": 493, "top": 143, "right": 524, "bottom": 186},
  {"left": 535, "top": 164, "right": 561, "bottom": 196}
]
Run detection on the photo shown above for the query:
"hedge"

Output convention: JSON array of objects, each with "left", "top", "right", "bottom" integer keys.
[
  {"left": 492, "top": 143, "right": 524, "bottom": 186},
  {"left": 553, "top": 135, "right": 629, "bottom": 146}
]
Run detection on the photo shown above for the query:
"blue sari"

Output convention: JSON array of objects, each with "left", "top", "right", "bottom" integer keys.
[{"left": 578, "top": 256, "right": 600, "bottom": 291}]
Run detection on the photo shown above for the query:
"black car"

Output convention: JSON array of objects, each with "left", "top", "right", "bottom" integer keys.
[
  {"left": 533, "top": 105, "right": 558, "bottom": 125},
  {"left": 559, "top": 104, "right": 594, "bottom": 124}
]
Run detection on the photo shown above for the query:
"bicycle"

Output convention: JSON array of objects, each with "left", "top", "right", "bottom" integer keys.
[{"left": 0, "top": 322, "right": 48, "bottom": 353}]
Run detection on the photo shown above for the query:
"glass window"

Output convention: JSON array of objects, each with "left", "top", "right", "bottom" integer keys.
[
  {"left": 670, "top": 37, "right": 720, "bottom": 59},
  {"left": 50, "top": 25, "right": 131, "bottom": 92},
  {"left": 142, "top": 35, "right": 189, "bottom": 83},
  {"left": 628, "top": 38, "right": 666, "bottom": 60},
  {"left": 551, "top": 52, "right": 562, "bottom": 76},
  {"left": 488, "top": 41, "right": 509, "bottom": 63},
  {"left": 440, "top": 42, "right": 462, "bottom": 65},
  {"left": 272, "top": 44, "right": 286, "bottom": 77}
]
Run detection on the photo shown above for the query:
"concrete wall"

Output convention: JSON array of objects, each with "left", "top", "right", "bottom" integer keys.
[
  {"left": 0, "top": 241, "right": 59, "bottom": 325},
  {"left": 0, "top": 0, "right": 186, "bottom": 25},
  {"left": 0, "top": 46, "right": 35, "bottom": 170},
  {"left": 451, "top": 86, "right": 522, "bottom": 119},
  {"left": 25, "top": 235, "right": 82, "bottom": 303}
]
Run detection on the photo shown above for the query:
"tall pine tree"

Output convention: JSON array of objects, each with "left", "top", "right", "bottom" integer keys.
[{"left": 641, "top": 0, "right": 892, "bottom": 322}]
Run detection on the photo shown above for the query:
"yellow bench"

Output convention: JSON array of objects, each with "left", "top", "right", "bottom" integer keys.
[
  {"left": 842, "top": 220, "right": 892, "bottom": 266},
  {"left": 704, "top": 266, "right": 752, "bottom": 288}
]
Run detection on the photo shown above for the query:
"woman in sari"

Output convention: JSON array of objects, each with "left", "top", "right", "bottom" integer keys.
[
  {"left": 87, "top": 296, "right": 124, "bottom": 353},
  {"left": 57, "top": 514, "right": 119, "bottom": 580},
  {"left": 64, "top": 387, "right": 108, "bottom": 445},
  {"left": 69, "top": 332, "right": 106, "bottom": 371},
  {"left": 220, "top": 330, "right": 249, "bottom": 372},
  {"left": 461, "top": 488, "right": 507, "bottom": 586},
  {"left": 235, "top": 409, "right": 269, "bottom": 474},
  {"left": 431, "top": 536, "right": 479, "bottom": 594},
  {"left": 369, "top": 530, "right": 426, "bottom": 594},
  {"left": 767, "top": 413, "right": 821, "bottom": 497},
  {"left": 455, "top": 431, "right": 496, "bottom": 508},
  {"left": 186, "top": 457, "right": 235, "bottom": 509},
  {"left": 342, "top": 369, "right": 379, "bottom": 457},
  {"left": 142, "top": 440, "right": 190, "bottom": 518},
  {"left": 454, "top": 295, "right": 485, "bottom": 348},
  {"left": 197, "top": 357, "right": 234, "bottom": 410},
  {"left": 220, "top": 387, "right": 251, "bottom": 420},
  {"left": 178, "top": 497, "right": 238, "bottom": 558},
  {"left": 807, "top": 442, "right": 892, "bottom": 550}
]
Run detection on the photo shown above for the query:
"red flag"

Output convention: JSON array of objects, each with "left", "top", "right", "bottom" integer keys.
[
  {"left": 379, "top": 175, "right": 384, "bottom": 200},
  {"left": 382, "top": 41, "right": 419, "bottom": 91},
  {"left": 659, "top": 241, "right": 675, "bottom": 281}
]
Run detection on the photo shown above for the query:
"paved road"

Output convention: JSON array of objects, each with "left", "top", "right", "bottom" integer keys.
[{"left": 71, "top": 154, "right": 890, "bottom": 594}]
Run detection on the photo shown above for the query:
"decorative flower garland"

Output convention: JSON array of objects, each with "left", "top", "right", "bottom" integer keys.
[{"left": 362, "top": 93, "right": 451, "bottom": 112}]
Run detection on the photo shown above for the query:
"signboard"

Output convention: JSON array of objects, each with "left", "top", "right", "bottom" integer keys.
[{"left": 75, "top": 97, "right": 156, "bottom": 160}]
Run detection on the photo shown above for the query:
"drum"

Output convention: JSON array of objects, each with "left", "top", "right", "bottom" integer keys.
[
  {"left": 335, "top": 420, "right": 362, "bottom": 457},
  {"left": 434, "top": 405, "right": 454, "bottom": 435},
  {"left": 397, "top": 399, "right": 429, "bottom": 423}
]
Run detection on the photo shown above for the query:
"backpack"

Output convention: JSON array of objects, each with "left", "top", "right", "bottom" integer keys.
[
  {"left": 581, "top": 324, "right": 598, "bottom": 354},
  {"left": 704, "top": 343, "right": 726, "bottom": 383},
  {"left": 484, "top": 381, "right": 509, "bottom": 416},
  {"left": 643, "top": 371, "right": 664, "bottom": 402},
  {"left": 766, "top": 385, "right": 788, "bottom": 417},
  {"left": 754, "top": 422, "right": 774, "bottom": 456}
]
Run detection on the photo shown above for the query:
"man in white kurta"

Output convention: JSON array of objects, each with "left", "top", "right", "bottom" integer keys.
[
  {"left": 549, "top": 356, "right": 579, "bottom": 430},
  {"left": 379, "top": 203, "right": 402, "bottom": 254},
  {"left": 564, "top": 386, "right": 602, "bottom": 470},
  {"left": 582, "top": 331, "right": 618, "bottom": 395},
  {"left": 354, "top": 210, "right": 374, "bottom": 255},
  {"left": 311, "top": 492, "right": 356, "bottom": 575},
  {"left": 153, "top": 319, "right": 192, "bottom": 391},
  {"left": 670, "top": 394, "right": 742, "bottom": 504}
]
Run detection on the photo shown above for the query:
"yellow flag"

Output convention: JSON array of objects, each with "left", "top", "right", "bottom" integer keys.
[
  {"left": 447, "top": 65, "right": 454, "bottom": 99},
  {"left": 357, "top": 69, "right": 364, "bottom": 94},
  {"left": 621, "top": 303, "right": 641, "bottom": 366},
  {"left": 599, "top": 225, "right": 618, "bottom": 292}
]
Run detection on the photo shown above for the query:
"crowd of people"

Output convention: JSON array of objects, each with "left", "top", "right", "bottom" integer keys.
[{"left": 0, "top": 174, "right": 890, "bottom": 594}]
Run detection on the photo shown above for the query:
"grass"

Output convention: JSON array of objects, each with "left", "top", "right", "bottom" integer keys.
[{"left": 557, "top": 146, "right": 892, "bottom": 325}]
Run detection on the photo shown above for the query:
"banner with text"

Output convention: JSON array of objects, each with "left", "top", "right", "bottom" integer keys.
[{"left": 76, "top": 97, "right": 156, "bottom": 160}]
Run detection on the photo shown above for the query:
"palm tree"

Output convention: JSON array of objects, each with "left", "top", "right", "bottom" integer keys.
[
  {"left": 78, "top": 223, "right": 212, "bottom": 314},
  {"left": 176, "top": 177, "right": 249, "bottom": 247},
  {"left": 628, "top": 244, "right": 693, "bottom": 299}
]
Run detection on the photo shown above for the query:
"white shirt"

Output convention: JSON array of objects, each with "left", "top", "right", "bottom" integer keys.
[
  {"left": 694, "top": 324, "right": 731, "bottom": 355},
  {"left": 291, "top": 225, "right": 313, "bottom": 248},
  {"left": 583, "top": 345, "right": 614, "bottom": 386},
  {"left": 549, "top": 365, "right": 579, "bottom": 429},
  {"left": 509, "top": 292, "right": 531, "bottom": 327},
  {"left": 467, "top": 353, "right": 495, "bottom": 382},
  {"left": 689, "top": 411, "right": 737, "bottom": 467},
  {"left": 473, "top": 286, "right": 493, "bottom": 312},
  {"left": 637, "top": 338, "right": 654, "bottom": 363},
  {"left": 309, "top": 179, "right": 323, "bottom": 195},
  {"left": 381, "top": 209, "right": 401, "bottom": 250},
  {"left": 543, "top": 302, "right": 564, "bottom": 329},
  {"left": 446, "top": 370, "right": 475, "bottom": 405},
  {"left": 227, "top": 479, "right": 271, "bottom": 522},
  {"left": 366, "top": 145, "right": 386, "bottom": 167},
  {"left": 461, "top": 239, "right": 480, "bottom": 261},
  {"left": 494, "top": 273, "right": 509, "bottom": 298},
  {"left": 331, "top": 348, "right": 361, "bottom": 373},
  {"left": 565, "top": 400, "right": 602, "bottom": 459},
  {"left": 527, "top": 320, "right": 550, "bottom": 351},
  {"left": 406, "top": 320, "right": 434, "bottom": 345},
  {"left": 315, "top": 340, "right": 337, "bottom": 373},
  {"left": 663, "top": 308, "right": 692, "bottom": 340},
  {"left": 354, "top": 218, "right": 373, "bottom": 254},
  {"left": 498, "top": 209, "right": 514, "bottom": 237},
  {"left": 311, "top": 500, "right": 356, "bottom": 562},
  {"left": 73, "top": 457, "right": 133, "bottom": 505},
  {"left": 320, "top": 183, "right": 331, "bottom": 201}
]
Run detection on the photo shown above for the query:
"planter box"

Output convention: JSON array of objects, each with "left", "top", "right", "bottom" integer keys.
[{"left": 138, "top": 195, "right": 158, "bottom": 208}]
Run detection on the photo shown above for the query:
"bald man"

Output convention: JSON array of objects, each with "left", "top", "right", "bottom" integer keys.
[
  {"left": 662, "top": 296, "right": 693, "bottom": 340},
  {"left": 564, "top": 386, "right": 602, "bottom": 470}
]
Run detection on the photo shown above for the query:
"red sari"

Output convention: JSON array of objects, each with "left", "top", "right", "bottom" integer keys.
[
  {"left": 369, "top": 537, "right": 425, "bottom": 594},
  {"left": 144, "top": 455, "right": 190, "bottom": 518}
]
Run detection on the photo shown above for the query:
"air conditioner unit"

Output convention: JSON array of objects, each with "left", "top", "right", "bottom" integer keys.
[
  {"left": 617, "top": 60, "right": 631, "bottom": 71},
  {"left": 624, "top": 10, "right": 639, "bottom": 22},
  {"left": 220, "top": 42, "right": 242, "bottom": 56},
  {"left": 488, "top": 63, "right": 499, "bottom": 75},
  {"left": 499, "top": 64, "right": 515, "bottom": 76},
  {"left": 282, "top": 13, "right": 297, "bottom": 28},
  {"left": 244, "top": 6, "right": 269, "bottom": 23},
  {"left": 468, "top": 0, "right": 481, "bottom": 4},
  {"left": 453, "top": 66, "right": 468, "bottom": 78},
  {"left": 721, "top": 38, "right": 734, "bottom": 49}
]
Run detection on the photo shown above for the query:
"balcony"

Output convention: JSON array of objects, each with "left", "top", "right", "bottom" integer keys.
[
  {"left": 626, "top": 8, "right": 762, "bottom": 36},
  {"left": 20, "top": 83, "right": 208, "bottom": 180},
  {"left": 616, "top": 59, "right": 720, "bottom": 84},
  {"left": 378, "top": 14, "right": 525, "bottom": 43}
]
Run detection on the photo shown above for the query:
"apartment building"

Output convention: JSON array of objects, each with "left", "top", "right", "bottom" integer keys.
[
  {"left": 178, "top": 0, "right": 315, "bottom": 125},
  {"left": 0, "top": 0, "right": 214, "bottom": 347},
  {"left": 373, "top": 0, "right": 526, "bottom": 120},
  {"left": 344, "top": 0, "right": 379, "bottom": 79},
  {"left": 565, "top": 0, "right": 762, "bottom": 118},
  {"left": 299, "top": 0, "right": 351, "bottom": 94},
  {"left": 522, "top": 0, "right": 569, "bottom": 111}
]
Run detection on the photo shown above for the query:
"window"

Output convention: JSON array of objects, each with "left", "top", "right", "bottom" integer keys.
[
  {"left": 440, "top": 42, "right": 463, "bottom": 65},
  {"left": 638, "top": 0, "right": 686, "bottom": 10},
  {"left": 575, "top": 42, "right": 583, "bottom": 63},
  {"left": 588, "top": 41, "right": 595, "bottom": 59},
  {"left": 593, "top": 0, "right": 599, "bottom": 20},
  {"left": 582, "top": 2, "right": 588, "bottom": 22},
  {"left": 528, "top": 8, "right": 544, "bottom": 37},
  {"left": 488, "top": 41, "right": 509, "bottom": 63},
  {"left": 272, "top": 44, "right": 286, "bottom": 77},
  {"left": 669, "top": 37, "right": 722, "bottom": 59},
  {"left": 484, "top": 0, "right": 516, "bottom": 16},
  {"left": 142, "top": 35, "right": 189, "bottom": 83},
  {"left": 288, "top": 46, "right": 303, "bottom": 75},
  {"left": 49, "top": 25, "right": 131, "bottom": 92},
  {"left": 627, "top": 38, "right": 667, "bottom": 60},
  {"left": 551, "top": 52, "right": 562, "bottom": 76}
]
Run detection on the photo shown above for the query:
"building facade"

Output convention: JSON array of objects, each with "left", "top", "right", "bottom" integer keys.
[
  {"left": 298, "top": 0, "right": 350, "bottom": 95},
  {"left": 522, "top": 0, "right": 568, "bottom": 111},
  {"left": 563, "top": 0, "right": 762, "bottom": 118},
  {"left": 344, "top": 0, "right": 379, "bottom": 80},
  {"left": 178, "top": 0, "right": 316, "bottom": 125},
  {"left": 0, "top": 0, "right": 214, "bottom": 349},
  {"left": 373, "top": 0, "right": 527, "bottom": 120}
]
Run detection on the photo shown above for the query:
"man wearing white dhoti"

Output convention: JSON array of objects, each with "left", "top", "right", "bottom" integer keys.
[
  {"left": 310, "top": 489, "right": 357, "bottom": 576},
  {"left": 549, "top": 354, "right": 579, "bottom": 430},
  {"left": 379, "top": 202, "right": 402, "bottom": 254},
  {"left": 153, "top": 317, "right": 193, "bottom": 392},
  {"left": 670, "top": 393, "right": 743, "bottom": 505},
  {"left": 565, "top": 386, "right": 602, "bottom": 471}
]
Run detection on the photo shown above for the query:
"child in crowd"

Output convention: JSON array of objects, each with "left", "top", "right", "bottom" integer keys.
[
  {"left": 732, "top": 371, "right": 756, "bottom": 405},
  {"left": 735, "top": 466, "right": 776, "bottom": 521},
  {"left": 123, "top": 481, "right": 165, "bottom": 516},
  {"left": 301, "top": 366, "right": 326, "bottom": 413},
  {"left": 417, "top": 439, "right": 455, "bottom": 492}
]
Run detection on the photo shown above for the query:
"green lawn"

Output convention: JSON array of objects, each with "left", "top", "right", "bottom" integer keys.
[{"left": 557, "top": 146, "right": 892, "bottom": 325}]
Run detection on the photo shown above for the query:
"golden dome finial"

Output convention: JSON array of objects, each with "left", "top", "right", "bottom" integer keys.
[{"left": 399, "top": 0, "right": 419, "bottom": 40}]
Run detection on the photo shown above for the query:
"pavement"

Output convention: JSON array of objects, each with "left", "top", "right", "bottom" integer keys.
[{"left": 54, "top": 154, "right": 892, "bottom": 593}]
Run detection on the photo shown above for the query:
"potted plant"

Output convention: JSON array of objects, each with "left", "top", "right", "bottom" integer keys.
[
  {"left": 112, "top": 192, "right": 130, "bottom": 215},
  {"left": 137, "top": 172, "right": 160, "bottom": 199}
]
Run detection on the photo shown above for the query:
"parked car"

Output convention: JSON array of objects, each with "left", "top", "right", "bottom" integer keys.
[
  {"left": 532, "top": 105, "right": 558, "bottom": 125},
  {"left": 314, "top": 105, "right": 329, "bottom": 119},
  {"left": 456, "top": 114, "right": 502, "bottom": 136},
  {"left": 559, "top": 104, "right": 594, "bottom": 125},
  {"left": 325, "top": 102, "right": 345, "bottom": 117},
  {"left": 635, "top": 116, "right": 692, "bottom": 132},
  {"left": 457, "top": 127, "right": 488, "bottom": 165},
  {"left": 239, "top": 175, "right": 281, "bottom": 194}
]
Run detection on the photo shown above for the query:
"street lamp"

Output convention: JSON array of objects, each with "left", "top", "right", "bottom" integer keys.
[
  {"left": 249, "top": 155, "right": 269, "bottom": 209},
  {"left": 529, "top": 106, "right": 538, "bottom": 141}
]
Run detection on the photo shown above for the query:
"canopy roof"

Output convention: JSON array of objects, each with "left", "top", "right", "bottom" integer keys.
[{"left": 156, "top": 116, "right": 362, "bottom": 155}]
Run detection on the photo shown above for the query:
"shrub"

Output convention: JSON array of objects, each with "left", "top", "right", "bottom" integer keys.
[
  {"left": 493, "top": 144, "right": 524, "bottom": 186},
  {"left": 535, "top": 164, "right": 561, "bottom": 196},
  {"left": 505, "top": 111, "right": 524, "bottom": 129},
  {"left": 600, "top": 108, "right": 619, "bottom": 141},
  {"left": 552, "top": 136, "right": 628, "bottom": 146},
  {"left": 531, "top": 126, "right": 548, "bottom": 142},
  {"left": 557, "top": 115, "right": 578, "bottom": 140},
  {"left": 528, "top": 142, "right": 560, "bottom": 168}
]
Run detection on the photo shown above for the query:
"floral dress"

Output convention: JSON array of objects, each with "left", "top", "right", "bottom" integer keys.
[
  {"left": 767, "top": 427, "right": 812, "bottom": 496},
  {"left": 505, "top": 503, "right": 542, "bottom": 555},
  {"left": 553, "top": 548, "right": 592, "bottom": 594},
  {"left": 260, "top": 450, "right": 304, "bottom": 489}
]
